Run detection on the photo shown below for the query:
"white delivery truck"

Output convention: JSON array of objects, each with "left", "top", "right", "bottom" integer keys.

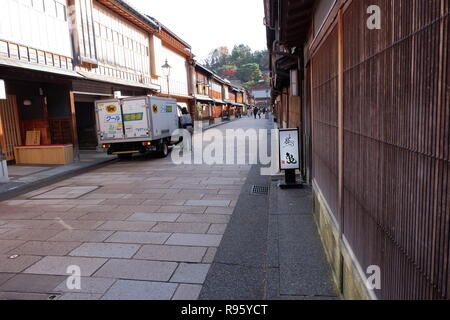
[{"left": 95, "top": 96, "right": 181, "bottom": 159}]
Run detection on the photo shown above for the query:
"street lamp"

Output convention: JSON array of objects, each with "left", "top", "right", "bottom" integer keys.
[{"left": 162, "top": 59, "right": 172, "bottom": 97}]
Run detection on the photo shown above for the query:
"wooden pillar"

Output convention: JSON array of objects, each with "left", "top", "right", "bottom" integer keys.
[{"left": 69, "top": 87, "right": 80, "bottom": 161}]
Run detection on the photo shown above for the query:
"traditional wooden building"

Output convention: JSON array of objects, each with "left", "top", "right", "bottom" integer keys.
[
  {"left": 265, "top": 0, "right": 450, "bottom": 300},
  {"left": 0, "top": 0, "right": 193, "bottom": 160},
  {"left": 227, "top": 85, "right": 237, "bottom": 118},
  {"left": 70, "top": 0, "right": 161, "bottom": 149},
  {"left": 211, "top": 75, "right": 226, "bottom": 124},
  {"left": 0, "top": 0, "right": 83, "bottom": 161},
  {"left": 192, "top": 63, "right": 215, "bottom": 126}
]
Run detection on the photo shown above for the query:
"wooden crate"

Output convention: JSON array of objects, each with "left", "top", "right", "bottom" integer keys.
[{"left": 14, "top": 144, "right": 74, "bottom": 165}]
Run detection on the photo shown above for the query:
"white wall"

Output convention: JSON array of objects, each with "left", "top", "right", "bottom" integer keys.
[
  {"left": 93, "top": 2, "right": 150, "bottom": 75},
  {"left": 0, "top": 0, "right": 72, "bottom": 58},
  {"left": 152, "top": 36, "right": 189, "bottom": 97}
]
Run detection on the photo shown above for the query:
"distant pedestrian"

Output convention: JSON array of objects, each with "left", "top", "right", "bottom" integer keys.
[{"left": 253, "top": 107, "right": 258, "bottom": 119}]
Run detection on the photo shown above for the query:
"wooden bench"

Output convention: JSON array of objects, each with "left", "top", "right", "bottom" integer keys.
[{"left": 14, "top": 144, "right": 74, "bottom": 165}]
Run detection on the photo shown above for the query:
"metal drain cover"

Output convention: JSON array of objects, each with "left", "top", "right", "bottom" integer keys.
[{"left": 251, "top": 185, "right": 269, "bottom": 196}]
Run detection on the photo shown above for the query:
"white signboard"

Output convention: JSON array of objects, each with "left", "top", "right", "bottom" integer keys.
[
  {"left": 0, "top": 80, "right": 6, "bottom": 100},
  {"left": 279, "top": 128, "right": 300, "bottom": 170}
]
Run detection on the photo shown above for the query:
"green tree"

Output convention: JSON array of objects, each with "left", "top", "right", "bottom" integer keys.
[
  {"left": 231, "top": 44, "right": 253, "bottom": 67},
  {"left": 203, "top": 45, "right": 269, "bottom": 88},
  {"left": 237, "top": 63, "right": 262, "bottom": 83}
]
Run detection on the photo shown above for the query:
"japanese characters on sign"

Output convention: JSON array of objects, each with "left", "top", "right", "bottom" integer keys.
[{"left": 279, "top": 128, "right": 300, "bottom": 170}]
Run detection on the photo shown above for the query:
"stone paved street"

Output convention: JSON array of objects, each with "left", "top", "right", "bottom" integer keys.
[{"left": 0, "top": 117, "right": 270, "bottom": 300}]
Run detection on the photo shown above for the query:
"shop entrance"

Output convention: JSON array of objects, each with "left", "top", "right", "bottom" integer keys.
[{"left": 75, "top": 100, "right": 98, "bottom": 150}]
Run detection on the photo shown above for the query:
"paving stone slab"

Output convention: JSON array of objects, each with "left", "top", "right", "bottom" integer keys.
[
  {"left": 127, "top": 213, "right": 180, "bottom": 222},
  {"left": 134, "top": 245, "right": 207, "bottom": 263},
  {"left": 166, "top": 233, "right": 223, "bottom": 247},
  {"left": 0, "top": 274, "right": 15, "bottom": 286},
  {"left": 202, "top": 248, "right": 217, "bottom": 264},
  {"left": 0, "top": 240, "right": 25, "bottom": 254},
  {"left": 161, "top": 194, "right": 205, "bottom": 201},
  {"left": 142, "top": 199, "right": 187, "bottom": 206},
  {"left": 0, "top": 292, "right": 53, "bottom": 300},
  {"left": 53, "top": 277, "right": 116, "bottom": 294},
  {"left": 185, "top": 200, "right": 231, "bottom": 207},
  {"left": 170, "top": 263, "right": 211, "bottom": 284},
  {"left": 0, "top": 229, "right": 62, "bottom": 241},
  {"left": 177, "top": 214, "right": 230, "bottom": 224},
  {"left": 0, "top": 255, "right": 43, "bottom": 273},
  {"left": 205, "top": 207, "right": 235, "bottom": 215},
  {"left": 102, "top": 280, "right": 177, "bottom": 300},
  {"left": 35, "top": 211, "right": 87, "bottom": 220},
  {"left": 172, "top": 284, "right": 202, "bottom": 300},
  {"left": 0, "top": 274, "right": 65, "bottom": 293},
  {"left": 48, "top": 220, "right": 105, "bottom": 231},
  {"left": 23, "top": 256, "right": 107, "bottom": 276},
  {"left": 8, "top": 241, "right": 81, "bottom": 257},
  {"left": 77, "top": 211, "right": 134, "bottom": 221},
  {"left": 94, "top": 259, "right": 177, "bottom": 282},
  {"left": 0, "top": 220, "right": 55, "bottom": 229},
  {"left": 151, "top": 222, "right": 210, "bottom": 234},
  {"left": 48, "top": 230, "right": 114, "bottom": 242},
  {"left": 106, "top": 232, "right": 170, "bottom": 245},
  {"left": 158, "top": 206, "right": 207, "bottom": 214},
  {"left": 208, "top": 224, "right": 228, "bottom": 235},
  {"left": 83, "top": 194, "right": 127, "bottom": 200},
  {"left": 31, "top": 186, "right": 100, "bottom": 200},
  {"left": 69, "top": 243, "right": 140, "bottom": 259},
  {"left": 0, "top": 212, "right": 44, "bottom": 220},
  {"left": 58, "top": 293, "right": 103, "bottom": 300},
  {"left": 97, "top": 221, "right": 157, "bottom": 232}
]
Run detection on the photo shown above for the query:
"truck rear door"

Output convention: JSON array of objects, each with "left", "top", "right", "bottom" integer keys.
[
  {"left": 96, "top": 100, "right": 124, "bottom": 141},
  {"left": 148, "top": 97, "right": 178, "bottom": 139},
  {"left": 122, "top": 97, "right": 151, "bottom": 139}
]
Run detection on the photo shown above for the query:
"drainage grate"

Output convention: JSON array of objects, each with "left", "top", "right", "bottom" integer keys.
[{"left": 251, "top": 185, "right": 269, "bottom": 196}]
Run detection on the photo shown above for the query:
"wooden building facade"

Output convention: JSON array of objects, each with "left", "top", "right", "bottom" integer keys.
[
  {"left": 265, "top": 0, "right": 450, "bottom": 300},
  {"left": 0, "top": 0, "right": 193, "bottom": 158}
]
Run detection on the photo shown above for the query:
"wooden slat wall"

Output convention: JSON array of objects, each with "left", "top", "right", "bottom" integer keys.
[
  {"left": 312, "top": 0, "right": 449, "bottom": 299},
  {"left": 0, "top": 95, "right": 22, "bottom": 160},
  {"left": 312, "top": 25, "right": 340, "bottom": 223}
]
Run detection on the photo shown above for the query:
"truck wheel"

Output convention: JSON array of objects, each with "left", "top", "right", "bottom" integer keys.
[
  {"left": 118, "top": 154, "right": 133, "bottom": 160},
  {"left": 158, "top": 141, "right": 169, "bottom": 158}
]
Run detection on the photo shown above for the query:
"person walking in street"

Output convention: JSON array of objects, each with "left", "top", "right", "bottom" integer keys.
[{"left": 253, "top": 107, "right": 258, "bottom": 119}]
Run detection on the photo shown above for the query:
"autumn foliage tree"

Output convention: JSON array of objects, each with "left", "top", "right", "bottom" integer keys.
[{"left": 204, "top": 44, "right": 269, "bottom": 88}]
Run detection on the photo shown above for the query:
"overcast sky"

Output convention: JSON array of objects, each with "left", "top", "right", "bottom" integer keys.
[{"left": 127, "top": 0, "right": 267, "bottom": 61}]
